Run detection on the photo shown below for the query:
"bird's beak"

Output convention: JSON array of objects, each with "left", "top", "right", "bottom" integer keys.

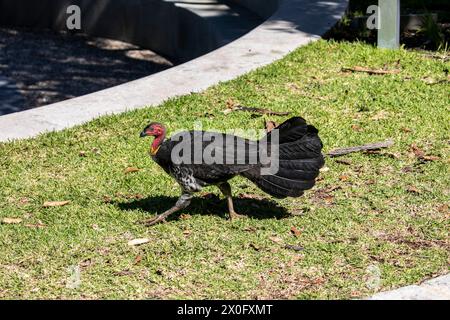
[{"left": 140, "top": 131, "right": 147, "bottom": 138}]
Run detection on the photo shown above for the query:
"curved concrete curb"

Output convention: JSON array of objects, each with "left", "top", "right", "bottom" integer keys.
[
  {"left": 229, "top": 0, "right": 281, "bottom": 19},
  {"left": 368, "top": 274, "right": 450, "bottom": 300},
  {"left": 0, "top": 0, "right": 349, "bottom": 142}
]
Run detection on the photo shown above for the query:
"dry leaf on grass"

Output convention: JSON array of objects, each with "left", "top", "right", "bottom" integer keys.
[
  {"left": 401, "top": 166, "right": 414, "bottom": 173},
  {"left": 79, "top": 259, "right": 92, "bottom": 268},
  {"left": 102, "top": 195, "right": 113, "bottom": 203},
  {"left": 134, "top": 255, "right": 143, "bottom": 265},
  {"left": 98, "top": 247, "right": 111, "bottom": 255},
  {"left": 407, "top": 186, "right": 421, "bottom": 194},
  {"left": 421, "top": 155, "right": 440, "bottom": 162},
  {"left": 114, "top": 269, "right": 134, "bottom": 276},
  {"left": 2, "top": 218, "right": 23, "bottom": 224},
  {"left": 322, "top": 195, "right": 335, "bottom": 204},
  {"left": 371, "top": 111, "right": 390, "bottom": 121},
  {"left": 363, "top": 150, "right": 400, "bottom": 159},
  {"left": 410, "top": 144, "right": 425, "bottom": 158},
  {"left": 286, "top": 82, "right": 301, "bottom": 91},
  {"left": 265, "top": 120, "right": 277, "bottom": 133},
  {"left": 128, "top": 238, "right": 150, "bottom": 246},
  {"left": 323, "top": 185, "right": 341, "bottom": 193},
  {"left": 384, "top": 152, "right": 401, "bottom": 159},
  {"left": 290, "top": 226, "right": 302, "bottom": 237},
  {"left": 287, "top": 255, "right": 302, "bottom": 267},
  {"left": 195, "top": 112, "right": 215, "bottom": 119},
  {"left": 424, "top": 53, "right": 450, "bottom": 62},
  {"left": 437, "top": 204, "right": 449, "bottom": 214},
  {"left": 124, "top": 167, "right": 140, "bottom": 174},
  {"left": 43, "top": 201, "right": 70, "bottom": 208},
  {"left": 24, "top": 222, "right": 46, "bottom": 229},
  {"left": 422, "top": 77, "right": 450, "bottom": 85},
  {"left": 269, "top": 236, "right": 283, "bottom": 244},
  {"left": 335, "top": 159, "right": 352, "bottom": 165},
  {"left": 19, "top": 198, "right": 30, "bottom": 205},
  {"left": 226, "top": 98, "right": 237, "bottom": 109},
  {"left": 409, "top": 144, "right": 440, "bottom": 162},
  {"left": 249, "top": 243, "right": 260, "bottom": 251},
  {"left": 238, "top": 193, "right": 265, "bottom": 200},
  {"left": 312, "top": 186, "right": 340, "bottom": 206},
  {"left": 223, "top": 99, "right": 238, "bottom": 114}
]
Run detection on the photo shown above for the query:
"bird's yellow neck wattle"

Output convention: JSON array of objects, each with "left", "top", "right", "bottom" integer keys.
[
  {"left": 150, "top": 145, "right": 161, "bottom": 156},
  {"left": 150, "top": 134, "right": 164, "bottom": 156}
]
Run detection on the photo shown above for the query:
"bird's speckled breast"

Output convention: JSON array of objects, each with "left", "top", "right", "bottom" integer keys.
[{"left": 170, "top": 165, "right": 203, "bottom": 193}]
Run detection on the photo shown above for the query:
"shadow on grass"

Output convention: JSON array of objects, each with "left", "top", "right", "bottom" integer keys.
[{"left": 116, "top": 194, "right": 290, "bottom": 221}]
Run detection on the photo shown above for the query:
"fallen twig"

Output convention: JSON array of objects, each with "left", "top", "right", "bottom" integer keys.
[
  {"left": 230, "top": 105, "right": 291, "bottom": 116},
  {"left": 327, "top": 139, "right": 394, "bottom": 158},
  {"left": 424, "top": 78, "right": 450, "bottom": 85},
  {"left": 284, "top": 244, "right": 304, "bottom": 252},
  {"left": 423, "top": 53, "right": 450, "bottom": 62},
  {"left": 342, "top": 66, "right": 400, "bottom": 75}
]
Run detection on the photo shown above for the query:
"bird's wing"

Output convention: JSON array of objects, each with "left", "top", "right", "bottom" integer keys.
[{"left": 162, "top": 131, "right": 259, "bottom": 183}]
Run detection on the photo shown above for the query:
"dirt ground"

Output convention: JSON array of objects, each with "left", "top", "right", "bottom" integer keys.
[{"left": 0, "top": 27, "right": 173, "bottom": 114}]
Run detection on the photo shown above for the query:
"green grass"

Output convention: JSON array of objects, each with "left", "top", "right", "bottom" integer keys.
[{"left": 0, "top": 40, "right": 449, "bottom": 299}]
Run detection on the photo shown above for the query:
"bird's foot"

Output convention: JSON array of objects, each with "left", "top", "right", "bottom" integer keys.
[
  {"left": 140, "top": 195, "right": 192, "bottom": 227},
  {"left": 229, "top": 211, "right": 245, "bottom": 221},
  {"left": 141, "top": 215, "right": 167, "bottom": 226}
]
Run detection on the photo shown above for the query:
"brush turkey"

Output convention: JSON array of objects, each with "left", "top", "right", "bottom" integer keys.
[{"left": 139, "top": 117, "right": 324, "bottom": 226}]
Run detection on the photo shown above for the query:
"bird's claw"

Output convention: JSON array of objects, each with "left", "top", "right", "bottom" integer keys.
[
  {"left": 229, "top": 211, "right": 245, "bottom": 221},
  {"left": 141, "top": 216, "right": 166, "bottom": 226}
]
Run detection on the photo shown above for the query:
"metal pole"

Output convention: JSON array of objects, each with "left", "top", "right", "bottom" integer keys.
[{"left": 378, "top": 0, "right": 400, "bottom": 49}]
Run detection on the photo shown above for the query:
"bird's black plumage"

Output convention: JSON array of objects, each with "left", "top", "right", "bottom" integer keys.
[
  {"left": 152, "top": 117, "right": 324, "bottom": 197},
  {"left": 140, "top": 117, "right": 324, "bottom": 225}
]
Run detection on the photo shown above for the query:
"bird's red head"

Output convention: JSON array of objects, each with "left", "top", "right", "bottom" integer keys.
[
  {"left": 140, "top": 122, "right": 166, "bottom": 155},
  {"left": 140, "top": 122, "right": 165, "bottom": 138}
]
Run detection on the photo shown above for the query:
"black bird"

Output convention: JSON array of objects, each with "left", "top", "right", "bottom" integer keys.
[{"left": 139, "top": 117, "right": 324, "bottom": 225}]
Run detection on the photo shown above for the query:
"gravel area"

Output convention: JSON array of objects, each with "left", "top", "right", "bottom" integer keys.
[{"left": 0, "top": 27, "right": 173, "bottom": 115}]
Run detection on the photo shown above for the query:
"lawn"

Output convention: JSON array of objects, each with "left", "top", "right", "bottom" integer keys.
[{"left": 0, "top": 40, "right": 449, "bottom": 299}]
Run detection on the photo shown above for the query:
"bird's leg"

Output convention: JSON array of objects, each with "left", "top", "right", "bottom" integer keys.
[
  {"left": 141, "top": 193, "right": 192, "bottom": 226},
  {"left": 218, "top": 182, "right": 244, "bottom": 221}
]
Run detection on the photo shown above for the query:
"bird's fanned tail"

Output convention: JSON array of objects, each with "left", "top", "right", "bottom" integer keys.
[{"left": 241, "top": 117, "right": 324, "bottom": 198}]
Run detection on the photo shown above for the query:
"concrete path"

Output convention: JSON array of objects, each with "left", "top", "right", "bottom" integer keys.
[
  {"left": 0, "top": 75, "right": 25, "bottom": 115},
  {"left": 369, "top": 274, "right": 450, "bottom": 300}
]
